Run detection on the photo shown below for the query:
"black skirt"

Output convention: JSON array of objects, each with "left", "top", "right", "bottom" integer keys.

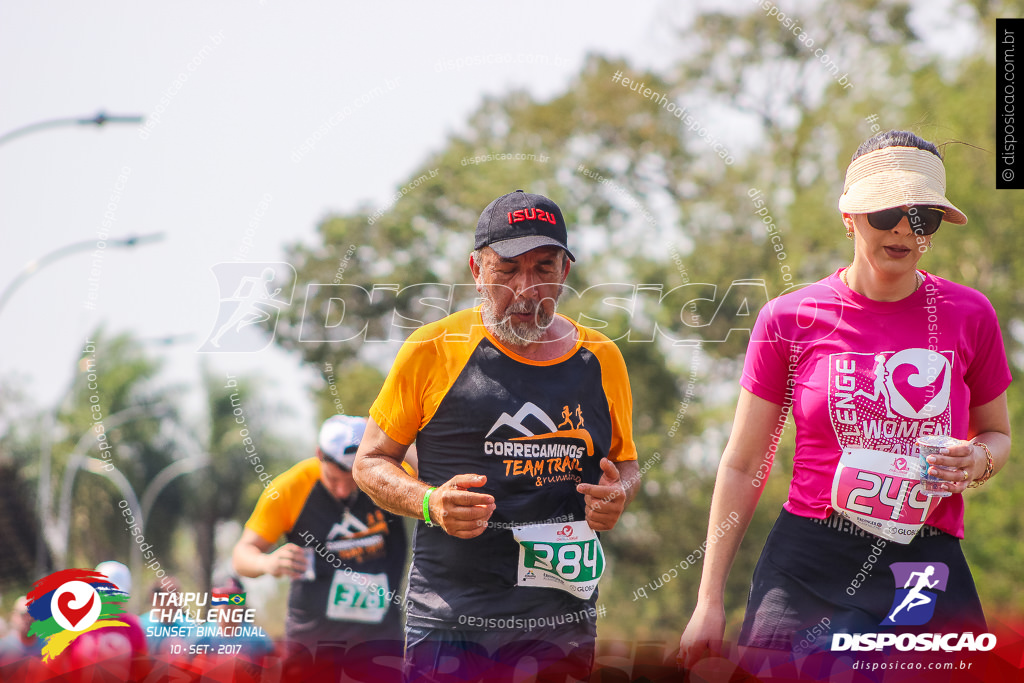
[{"left": 739, "top": 508, "right": 985, "bottom": 653}]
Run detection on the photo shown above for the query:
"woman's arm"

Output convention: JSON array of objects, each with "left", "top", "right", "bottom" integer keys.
[{"left": 679, "top": 388, "right": 788, "bottom": 666}]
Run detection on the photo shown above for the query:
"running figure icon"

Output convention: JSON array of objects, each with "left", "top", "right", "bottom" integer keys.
[
  {"left": 886, "top": 565, "right": 938, "bottom": 623},
  {"left": 209, "top": 268, "right": 283, "bottom": 348},
  {"left": 854, "top": 353, "right": 897, "bottom": 418}
]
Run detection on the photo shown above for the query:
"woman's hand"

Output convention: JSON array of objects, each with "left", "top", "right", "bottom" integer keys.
[
  {"left": 925, "top": 439, "right": 981, "bottom": 494},
  {"left": 678, "top": 601, "right": 727, "bottom": 670}
]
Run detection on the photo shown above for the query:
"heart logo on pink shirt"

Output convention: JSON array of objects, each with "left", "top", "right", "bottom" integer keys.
[
  {"left": 892, "top": 362, "right": 948, "bottom": 414},
  {"left": 882, "top": 349, "right": 952, "bottom": 420}
]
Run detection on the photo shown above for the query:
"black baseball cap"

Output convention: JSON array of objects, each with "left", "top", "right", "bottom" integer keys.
[{"left": 474, "top": 190, "right": 575, "bottom": 261}]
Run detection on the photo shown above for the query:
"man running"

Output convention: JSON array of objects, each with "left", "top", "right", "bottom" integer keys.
[
  {"left": 353, "top": 189, "right": 639, "bottom": 681},
  {"left": 232, "top": 415, "right": 410, "bottom": 657}
]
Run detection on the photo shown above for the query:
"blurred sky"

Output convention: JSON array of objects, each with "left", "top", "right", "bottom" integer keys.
[{"left": 0, "top": 1, "right": 685, "bottom": 448}]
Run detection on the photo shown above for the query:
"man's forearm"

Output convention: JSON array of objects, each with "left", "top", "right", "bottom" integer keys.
[
  {"left": 232, "top": 544, "right": 269, "bottom": 578},
  {"left": 617, "top": 459, "right": 641, "bottom": 505},
  {"left": 354, "top": 453, "right": 431, "bottom": 521}
]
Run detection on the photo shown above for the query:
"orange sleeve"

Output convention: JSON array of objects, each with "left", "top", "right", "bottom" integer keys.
[
  {"left": 370, "top": 309, "right": 480, "bottom": 444},
  {"left": 582, "top": 328, "right": 638, "bottom": 463},
  {"left": 244, "top": 458, "right": 320, "bottom": 543}
]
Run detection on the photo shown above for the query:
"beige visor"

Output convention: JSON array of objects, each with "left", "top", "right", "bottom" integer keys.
[{"left": 838, "top": 146, "right": 967, "bottom": 224}]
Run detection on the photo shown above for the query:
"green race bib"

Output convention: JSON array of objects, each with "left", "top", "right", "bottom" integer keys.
[
  {"left": 325, "top": 571, "right": 389, "bottom": 623},
  {"left": 513, "top": 521, "right": 604, "bottom": 598}
]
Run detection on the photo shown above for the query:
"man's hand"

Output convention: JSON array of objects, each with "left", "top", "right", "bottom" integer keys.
[
  {"left": 429, "top": 474, "right": 496, "bottom": 539},
  {"left": 263, "top": 542, "right": 309, "bottom": 578},
  {"left": 577, "top": 458, "right": 628, "bottom": 531}
]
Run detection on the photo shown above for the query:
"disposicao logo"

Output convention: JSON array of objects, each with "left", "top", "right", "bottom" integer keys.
[
  {"left": 884, "top": 562, "right": 948, "bottom": 626},
  {"left": 26, "top": 569, "right": 131, "bottom": 661},
  {"left": 831, "top": 561, "right": 996, "bottom": 653}
]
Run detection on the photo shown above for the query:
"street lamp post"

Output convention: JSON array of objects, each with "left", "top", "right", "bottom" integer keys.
[
  {"left": 47, "top": 404, "right": 210, "bottom": 577},
  {"left": 0, "top": 111, "right": 144, "bottom": 147},
  {"left": 0, "top": 233, "right": 165, "bottom": 321},
  {"left": 3, "top": 109, "right": 156, "bottom": 576},
  {"left": 48, "top": 405, "right": 164, "bottom": 569},
  {"left": 1, "top": 109, "right": 154, "bottom": 316}
]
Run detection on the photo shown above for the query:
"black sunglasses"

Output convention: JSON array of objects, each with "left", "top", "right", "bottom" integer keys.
[{"left": 866, "top": 206, "right": 945, "bottom": 236}]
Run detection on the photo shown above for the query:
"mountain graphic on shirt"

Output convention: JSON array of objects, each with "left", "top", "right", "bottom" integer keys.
[{"left": 485, "top": 402, "right": 595, "bottom": 456}]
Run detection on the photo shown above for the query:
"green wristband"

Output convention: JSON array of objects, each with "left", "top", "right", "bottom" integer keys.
[{"left": 423, "top": 487, "right": 437, "bottom": 526}]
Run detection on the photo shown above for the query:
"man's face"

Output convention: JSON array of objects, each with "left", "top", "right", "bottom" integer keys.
[
  {"left": 318, "top": 454, "right": 356, "bottom": 500},
  {"left": 471, "top": 246, "right": 569, "bottom": 347}
]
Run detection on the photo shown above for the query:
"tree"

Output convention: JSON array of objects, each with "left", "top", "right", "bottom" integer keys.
[
  {"left": 51, "top": 329, "right": 182, "bottom": 573},
  {"left": 7, "top": 329, "right": 292, "bottom": 601},
  {"left": 267, "top": 0, "right": 1024, "bottom": 643},
  {"left": 187, "top": 365, "right": 290, "bottom": 594},
  {"left": 0, "top": 378, "right": 50, "bottom": 589}
]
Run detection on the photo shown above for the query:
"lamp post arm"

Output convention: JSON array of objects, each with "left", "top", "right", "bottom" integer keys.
[
  {"left": 50, "top": 404, "right": 169, "bottom": 567},
  {"left": 0, "top": 233, "right": 164, "bottom": 320},
  {"left": 0, "top": 111, "right": 145, "bottom": 147}
]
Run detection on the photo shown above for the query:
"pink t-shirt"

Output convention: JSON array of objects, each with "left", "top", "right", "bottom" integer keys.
[{"left": 742, "top": 270, "right": 1011, "bottom": 538}]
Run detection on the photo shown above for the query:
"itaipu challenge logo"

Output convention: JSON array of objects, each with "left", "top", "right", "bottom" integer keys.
[{"left": 25, "top": 569, "right": 131, "bottom": 661}]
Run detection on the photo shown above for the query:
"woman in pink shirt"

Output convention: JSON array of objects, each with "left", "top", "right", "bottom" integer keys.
[{"left": 679, "top": 131, "right": 1012, "bottom": 667}]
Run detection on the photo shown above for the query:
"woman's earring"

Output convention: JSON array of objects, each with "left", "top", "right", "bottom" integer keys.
[{"left": 846, "top": 227, "right": 855, "bottom": 240}]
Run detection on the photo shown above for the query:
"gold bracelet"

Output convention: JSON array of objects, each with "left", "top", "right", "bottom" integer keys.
[{"left": 967, "top": 441, "right": 994, "bottom": 488}]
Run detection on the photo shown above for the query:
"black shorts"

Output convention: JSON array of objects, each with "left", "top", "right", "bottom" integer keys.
[
  {"left": 739, "top": 509, "right": 985, "bottom": 652},
  {"left": 404, "top": 621, "right": 595, "bottom": 683}
]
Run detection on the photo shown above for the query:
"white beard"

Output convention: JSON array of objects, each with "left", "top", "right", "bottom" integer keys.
[{"left": 480, "top": 293, "right": 556, "bottom": 347}]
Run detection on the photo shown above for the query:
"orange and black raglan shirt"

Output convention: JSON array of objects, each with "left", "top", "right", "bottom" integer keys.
[
  {"left": 370, "top": 307, "right": 637, "bottom": 631},
  {"left": 245, "top": 458, "right": 408, "bottom": 647}
]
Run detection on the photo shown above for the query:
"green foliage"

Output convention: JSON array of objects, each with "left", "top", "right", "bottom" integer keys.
[
  {"left": 314, "top": 359, "right": 386, "bottom": 422},
  {"left": 186, "top": 365, "right": 291, "bottom": 593},
  {"left": 1, "top": 327, "right": 292, "bottom": 597},
  {"left": 267, "top": 0, "right": 1024, "bottom": 645},
  {"left": 56, "top": 328, "right": 181, "bottom": 569}
]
